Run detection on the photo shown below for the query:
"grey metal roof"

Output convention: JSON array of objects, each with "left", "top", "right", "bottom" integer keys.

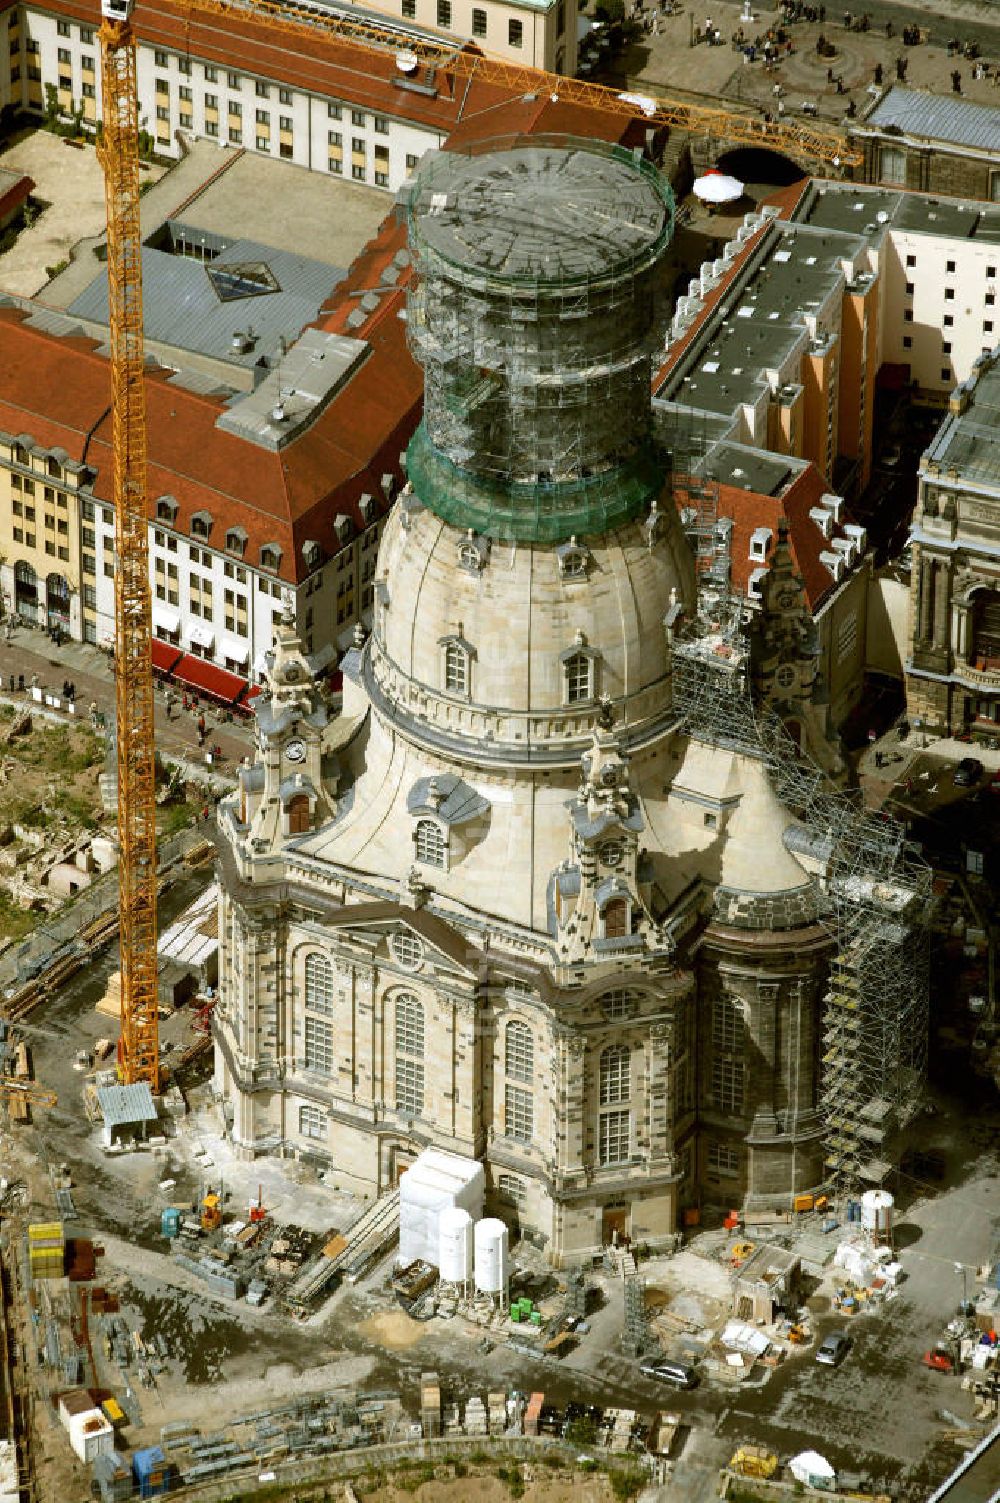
[
  {"left": 68, "top": 230, "right": 343, "bottom": 369},
  {"left": 926, "top": 352, "right": 1000, "bottom": 488},
  {"left": 95, "top": 1082, "right": 158, "bottom": 1127},
  {"left": 407, "top": 773, "right": 489, "bottom": 826},
  {"left": 866, "top": 86, "right": 1000, "bottom": 154}
]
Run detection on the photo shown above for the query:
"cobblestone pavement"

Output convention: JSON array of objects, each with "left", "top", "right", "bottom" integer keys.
[{"left": 611, "top": 0, "right": 1000, "bottom": 139}]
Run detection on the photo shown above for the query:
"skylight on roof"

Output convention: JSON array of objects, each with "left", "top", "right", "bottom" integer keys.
[
  {"left": 702, "top": 360, "right": 720, "bottom": 373},
  {"left": 206, "top": 261, "right": 281, "bottom": 302},
  {"left": 773, "top": 249, "right": 791, "bottom": 262}
]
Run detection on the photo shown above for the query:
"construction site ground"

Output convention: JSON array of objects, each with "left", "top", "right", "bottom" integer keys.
[{"left": 4, "top": 895, "right": 999, "bottom": 1503}]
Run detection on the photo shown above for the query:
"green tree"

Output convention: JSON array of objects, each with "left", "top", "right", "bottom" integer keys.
[{"left": 43, "top": 83, "right": 60, "bottom": 129}]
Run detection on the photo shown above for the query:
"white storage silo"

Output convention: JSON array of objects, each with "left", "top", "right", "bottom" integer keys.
[
  {"left": 438, "top": 1207, "right": 474, "bottom": 1286},
  {"left": 860, "top": 1189, "right": 893, "bottom": 1240},
  {"left": 473, "top": 1217, "right": 509, "bottom": 1301}
]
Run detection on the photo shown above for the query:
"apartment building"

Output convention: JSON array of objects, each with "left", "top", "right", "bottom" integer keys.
[
  {"left": 15, "top": 0, "right": 453, "bottom": 187},
  {"left": 0, "top": 211, "right": 417, "bottom": 693},
  {"left": 10, "top": 0, "right": 571, "bottom": 185}
]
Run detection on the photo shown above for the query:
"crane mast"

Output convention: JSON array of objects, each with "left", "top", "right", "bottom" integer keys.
[{"left": 98, "top": 0, "right": 160, "bottom": 1093}]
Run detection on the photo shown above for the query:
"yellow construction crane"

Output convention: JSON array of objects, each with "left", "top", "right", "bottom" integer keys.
[
  {"left": 176, "top": 0, "right": 861, "bottom": 170},
  {"left": 98, "top": 0, "right": 160, "bottom": 1094},
  {"left": 1, "top": 1079, "right": 58, "bottom": 1120}
]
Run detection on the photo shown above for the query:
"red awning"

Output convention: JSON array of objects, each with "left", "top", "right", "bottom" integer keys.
[
  {"left": 173, "top": 654, "right": 247, "bottom": 704},
  {"left": 150, "top": 639, "right": 183, "bottom": 675}
]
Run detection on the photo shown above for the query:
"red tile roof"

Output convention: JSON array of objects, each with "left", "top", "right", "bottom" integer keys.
[
  {"left": 0, "top": 294, "right": 418, "bottom": 584},
  {"left": 713, "top": 462, "right": 851, "bottom": 611},
  {"left": 0, "top": 171, "right": 34, "bottom": 224}
]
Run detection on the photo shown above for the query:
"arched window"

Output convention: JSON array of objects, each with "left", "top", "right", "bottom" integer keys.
[
  {"left": 304, "top": 952, "right": 333, "bottom": 1014},
  {"left": 414, "top": 819, "right": 445, "bottom": 868},
  {"left": 602, "top": 898, "right": 629, "bottom": 939},
  {"left": 600, "top": 1045, "right": 630, "bottom": 1106},
  {"left": 444, "top": 640, "right": 468, "bottom": 695},
  {"left": 288, "top": 794, "right": 310, "bottom": 834},
  {"left": 395, "top": 992, "right": 425, "bottom": 1117},
  {"left": 564, "top": 650, "right": 592, "bottom": 705},
  {"left": 505, "top": 1020, "right": 533, "bottom": 1082}
]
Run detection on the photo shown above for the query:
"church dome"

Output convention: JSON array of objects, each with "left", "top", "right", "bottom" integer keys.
[{"left": 365, "top": 492, "right": 695, "bottom": 763}]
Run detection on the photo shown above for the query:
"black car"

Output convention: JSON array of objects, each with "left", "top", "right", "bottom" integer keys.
[{"left": 954, "top": 757, "right": 984, "bottom": 787}]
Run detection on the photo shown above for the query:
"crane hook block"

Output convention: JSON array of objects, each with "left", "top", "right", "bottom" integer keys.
[{"left": 102, "top": 0, "right": 135, "bottom": 19}]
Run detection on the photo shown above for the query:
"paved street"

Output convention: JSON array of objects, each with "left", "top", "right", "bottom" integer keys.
[{"left": 0, "top": 620, "right": 254, "bottom": 777}]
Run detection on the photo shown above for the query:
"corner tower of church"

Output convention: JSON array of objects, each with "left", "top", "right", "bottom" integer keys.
[{"left": 213, "top": 139, "right": 830, "bottom": 1261}]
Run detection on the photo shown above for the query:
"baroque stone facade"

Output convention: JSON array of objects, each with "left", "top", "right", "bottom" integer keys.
[
  {"left": 907, "top": 354, "right": 1000, "bottom": 739},
  {"left": 213, "top": 140, "right": 834, "bottom": 1261}
]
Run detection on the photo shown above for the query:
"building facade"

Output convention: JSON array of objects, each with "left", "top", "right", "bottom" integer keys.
[
  {"left": 907, "top": 352, "right": 1000, "bottom": 739},
  {"left": 9, "top": 0, "right": 573, "bottom": 183},
  {"left": 851, "top": 86, "right": 1000, "bottom": 205},
  {"left": 212, "top": 141, "right": 838, "bottom": 1259}
]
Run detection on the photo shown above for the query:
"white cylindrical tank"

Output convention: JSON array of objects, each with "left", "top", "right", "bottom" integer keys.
[
  {"left": 860, "top": 1189, "right": 894, "bottom": 1237},
  {"left": 439, "top": 1207, "right": 474, "bottom": 1284},
  {"left": 473, "top": 1217, "right": 509, "bottom": 1295}
]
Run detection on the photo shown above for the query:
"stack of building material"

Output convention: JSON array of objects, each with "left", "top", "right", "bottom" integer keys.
[
  {"left": 398, "top": 1149, "right": 484, "bottom": 1268},
  {"left": 464, "top": 1396, "right": 488, "bottom": 1435},
  {"left": 488, "top": 1392, "right": 507, "bottom": 1434},
  {"left": 28, "top": 1221, "right": 64, "bottom": 1280},
  {"left": 92, "top": 1450, "right": 131, "bottom": 1502},
  {"left": 606, "top": 1410, "right": 636, "bottom": 1453},
  {"left": 420, "top": 1372, "right": 441, "bottom": 1438},
  {"left": 523, "top": 1392, "right": 543, "bottom": 1437},
  {"left": 0, "top": 1440, "right": 18, "bottom": 1503}
]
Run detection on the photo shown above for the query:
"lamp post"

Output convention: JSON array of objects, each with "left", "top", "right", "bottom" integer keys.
[{"left": 955, "top": 1261, "right": 969, "bottom": 1313}]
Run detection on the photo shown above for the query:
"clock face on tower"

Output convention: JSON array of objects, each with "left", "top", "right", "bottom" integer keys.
[
  {"left": 285, "top": 738, "right": 306, "bottom": 764},
  {"left": 777, "top": 589, "right": 798, "bottom": 609}
]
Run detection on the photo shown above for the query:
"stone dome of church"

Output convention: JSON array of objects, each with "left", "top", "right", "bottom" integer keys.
[{"left": 366, "top": 493, "right": 695, "bottom": 760}]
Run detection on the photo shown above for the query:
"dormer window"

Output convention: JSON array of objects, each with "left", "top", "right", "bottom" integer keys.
[
  {"left": 750, "top": 526, "right": 772, "bottom": 561},
  {"left": 359, "top": 492, "right": 377, "bottom": 524},
  {"left": 12, "top": 442, "right": 28, "bottom": 467},
  {"left": 556, "top": 537, "right": 590, "bottom": 579},
  {"left": 225, "top": 526, "right": 248, "bottom": 558},
  {"left": 156, "top": 496, "right": 178, "bottom": 524},
  {"left": 190, "top": 510, "right": 212, "bottom": 540},
  {"left": 457, "top": 531, "right": 488, "bottom": 573},
  {"left": 46, "top": 456, "right": 62, "bottom": 480},
  {"left": 414, "top": 818, "right": 445, "bottom": 869},
  {"left": 260, "top": 542, "right": 282, "bottom": 572},
  {"left": 334, "top": 513, "right": 354, "bottom": 546}
]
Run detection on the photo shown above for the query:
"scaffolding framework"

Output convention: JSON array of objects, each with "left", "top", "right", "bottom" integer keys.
[
  {"left": 404, "top": 139, "right": 676, "bottom": 543},
  {"left": 671, "top": 588, "right": 931, "bottom": 1191}
]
